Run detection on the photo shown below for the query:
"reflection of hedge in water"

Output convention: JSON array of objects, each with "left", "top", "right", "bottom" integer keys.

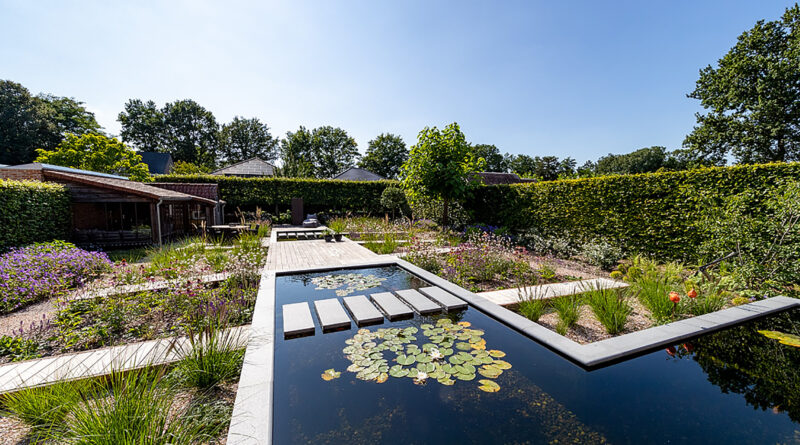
[{"left": 688, "top": 310, "right": 800, "bottom": 422}]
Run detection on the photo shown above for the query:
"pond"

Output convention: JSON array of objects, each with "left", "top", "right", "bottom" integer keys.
[{"left": 273, "top": 266, "right": 800, "bottom": 444}]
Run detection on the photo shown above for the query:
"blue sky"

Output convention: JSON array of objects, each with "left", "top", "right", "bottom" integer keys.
[{"left": 1, "top": 1, "right": 796, "bottom": 163}]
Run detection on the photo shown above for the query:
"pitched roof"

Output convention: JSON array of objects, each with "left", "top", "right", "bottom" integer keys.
[
  {"left": 211, "top": 157, "right": 275, "bottom": 176},
  {"left": 139, "top": 152, "right": 174, "bottom": 175},
  {"left": 1, "top": 163, "right": 129, "bottom": 180},
  {"left": 43, "top": 170, "right": 217, "bottom": 205},
  {"left": 331, "top": 167, "right": 385, "bottom": 181},
  {"left": 476, "top": 172, "right": 537, "bottom": 185},
  {"left": 151, "top": 182, "right": 221, "bottom": 202}
]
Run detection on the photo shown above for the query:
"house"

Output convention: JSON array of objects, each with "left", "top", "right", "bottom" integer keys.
[
  {"left": 475, "top": 172, "right": 537, "bottom": 185},
  {"left": 211, "top": 157, "right": 276, "bottom": 177},
  {"left": 139, "top": 152, "right": 174, "bottom": 175},
  {"left": 0, "top": 163, "right": 222, "bottom": 247},
  {"left": 331, "top": 167, "right": 385, "bottom": 181}
]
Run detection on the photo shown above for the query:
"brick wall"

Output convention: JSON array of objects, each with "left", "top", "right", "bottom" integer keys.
[{"left": 0, "top": 169, "right": 44, "bottom": 181}]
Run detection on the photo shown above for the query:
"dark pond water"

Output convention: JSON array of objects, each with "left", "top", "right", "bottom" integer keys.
[{"left": 273, "top": 266, "right": 800, "bottom": 444}]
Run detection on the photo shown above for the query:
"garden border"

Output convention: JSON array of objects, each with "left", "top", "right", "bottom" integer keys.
[{"left": 227, "top": 258, "right": 800, "bottom": 444}]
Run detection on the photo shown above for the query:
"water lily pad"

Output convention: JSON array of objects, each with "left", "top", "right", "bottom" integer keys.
[
  {"left": 449, "top": 355, "right": 464, "bottom": 365},
  {"left": 404, "top": 327, "right": 419, "bottom": 334},
  {"left": 478, "top": 366, "right": 502, "bottom": 378},
  {"left": 347, "top": 363, "right": 363, "bottom": 373},
  {"left": 458, "top": 321, "right": 471, "bottom": 327},
  {"left": 462, "top": 363, "right": 476, "bottom": 374},
  {"left": 389, "top": 367, "right": 409, "bottom": 378},
  {"left": 437, "top": 318, "right": 452, "bottom": 325},
  {"left": 440, "top": 348, "right": 454, "bottom": 356},
  {"left": 376, "top": 372, "right": 388, "bottom": 383},
  {"left": 759, "top": 330, "right": 800, "bottom": 347},
  {"left": 487, "top": 350, "right": 506, "bottom": 358},
  {"left": 438, "top": 377, "right": 455, "bottom": 386},
  {"left": 455, "top": 342, "right": 472, "bottom": 351},
  {"left": 321, "top": 368, "right": 341, "bottom": 381},
  {"left": 396, "top": 354, "right": 416, "bottom": 366},
  {"left": 421, "top": 323, "right": 434, "bottom": 330},
  {"left": 493, "top": 360, "right": 512, "bottom": 370},
  {"left": 478, "top": 379, "right": 500, "bottom": 393},
  {"left": 416, "top": 353, "right": 432, "bottom": 363},
  {"left": 456, "top": 373, "right": 476, "bottom": 381}
]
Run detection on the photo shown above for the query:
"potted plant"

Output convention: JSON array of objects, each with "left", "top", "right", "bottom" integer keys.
[
  {"left": 323, "top": 230, "right": 334, "bottom": 242},
  {"left": 327, "top": 219, "right": 346, "bottom": 242}
]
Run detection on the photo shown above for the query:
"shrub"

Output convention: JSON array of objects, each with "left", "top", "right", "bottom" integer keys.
[
  {"left": 625, "top": 256, "right": 684, "bottom": 323},
  {"left": 380, "top": 186, "right": 407, "bottom": 219},
  {"left": 3, "top": 380, "right": 86, "bottom": 439},
  {"left": 363, "top": 232, "right": 401, "bottom": 255},
  {"left": 551, "top": 295, "right": 582, "bottom": 335},
  {"left": 0, "top": 335, "right": 41, "bottom": 361},
  {"left": 0, "top": 179, "right": 70, "bottom": 252},
  {"left": 584, "top": 286, "right": 632, "bottom": 335},
  {"left": 581, "top": 239, "right": 624, "bottom": 270}
]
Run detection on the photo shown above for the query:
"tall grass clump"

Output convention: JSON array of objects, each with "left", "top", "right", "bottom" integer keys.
[
  {"left": 515, "top": 269, "right": 547, "bottom": 322},
  {"left": 625, "top": 256, "right": 684, "bottom": 323},
  {"left": 552, "top": 295, "right": 582, "bottom": 335},
  {"left": 584, "top": 285, "right": 632, "bottom": 335},
  {"left": 2, "top": 380, "right": 86, "bottom": 439},
  {"left": 363, "top": 232, "right": 401, "bottom": 254}
]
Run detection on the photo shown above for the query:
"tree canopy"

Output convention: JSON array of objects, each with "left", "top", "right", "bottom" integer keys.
[
  {"left": 358, "top": 133, "right": 408, "bottom": 179},
  {"left": 219, "top": 116, "right": 279, "bottom": 164},
  {"left": 279, "top": 126, "right": 316, "bottom": 178},
  {"left": 401, "top": 123, "right": 484, "bottom": 225},
  {"left": 279, "top": 126, "right": 359, "bottom": 178},
  {"left": 0, "top": 80, "right": 101, "bottom": 165},
  {"left": 506, "top": 154, "right": 575, "bottom": 180},
  {"left": 683, "top": 5, "right": 800, "bottom": 164},
  {"left": 472, "top": 144, "right": 508, "bottom": 172},
  {"left": 35, "top": 133, "right": 151, "bottom": 181}
]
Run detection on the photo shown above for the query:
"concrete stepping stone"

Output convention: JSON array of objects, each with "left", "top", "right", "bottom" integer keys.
[
  {"left": 419, "top": 286, "right": 468, "bottom": 311},
  {"left": 282, "top": 302, "right": 315, "bottom": 336},
  {"left": 313, "top": 298, "right": 352, "bottom": 330},
  {"left": 371, "top": 292, "right": 414, "bottom": 320},
  {"left": 395, "top": 289, "right": 442, "bottom": 315},
  {"left": 343, "top": 295, "right": 384, "bottom": 326}
]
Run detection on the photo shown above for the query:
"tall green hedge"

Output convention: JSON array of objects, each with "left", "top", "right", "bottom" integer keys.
[
  {"left": 0, "top": 180, "right": 71, "bottom": 251},
  {"left": 467, "top": 163, "right": 800, "bottom": 261},
  {"left": 157, "top": 174, "right": 400, "bottom": 213}
]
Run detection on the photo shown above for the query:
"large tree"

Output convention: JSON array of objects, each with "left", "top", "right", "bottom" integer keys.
[
  {"left": 118, "top": 99, "right": 220, "bottom": 168},
  {"left": 0, "top": 80, "right": 100, "bottom": 165},
  {"left": 312, "top": 126, "right": 359, "bottom": 178},
  {"left": 596, "top": 146, "right": 671, "bottom": 175},
  {"left": 471, "top": 144, "right": 508, "bottom": 172},
  {"left": 35, "top": 133, "right": 151, "bottom": 181},
  {"left": 401, "top": 123, "right": 484, "bottom": 226},
  {"left": 683, "top": 5, "right": 800, "bottom": 164},
  {"left": 358, "top": 133, "right": 408, "bottom": 179},
  {"left": 219, "top": 116, "right": 279, "bottom": 164},
  {"left": 279, "top": 126, "right": 316, "bottom": 177},
  {"left": 507, "top": 154, "right": 575, "bottom": 180}
]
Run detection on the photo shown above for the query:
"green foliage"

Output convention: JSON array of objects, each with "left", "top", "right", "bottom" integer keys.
[
  {"left": 0, "top": 179, "right": 70, "bottom": 251},
  {"left": 2, "top": 380, "right": 86, "bottom": 439},
  {"left": 219, "top": 116, "right": 279, "bottom": 164},
  {"left": 279, "top": 125, "right": 359, "bottom": 178},
  {"left": 362, "top": 232, "right": 401, "bottom": 254},
  {"left": 380, "top": 186, "right": 407, "bottom": 218},
  {"left": 624, "top": 256, "right": 684, "bottom": 323},
  {"left": 551, "top": 295, "right": 582, "bottom": 335},
  {"left": 584, "top": 286, "right": 631, "bottom": 335},
  {"left": 507, "top": 154, "right": 576, "bottom": 180},
  {"left": 683, "top": 5, "right": 800, "bottom": 164},
  {"left": 171, "top": 160, "right": 209, "bottom": 175},
  {"left": 594, "top": 146, "right": 691, "bottom": 175},
  {"left": 471, "top": 144, "right": 507, "bottom": 172},
  {"left": 176, "top": 310, "right": 244, "bottom": 390},
  {"left": 359, "top": 133, "right": 408, "bottom": 179},
  {"left": 468, "top": 162, "right": 800, "bottom": 261},
  {"left": 35, "top": 133, "right": 152, "bottom": 181},
  {"left": 0, "top": 335, "right": 41, "bottom": 361},
  {"left": 580, "top": 238, "right": 624, "bottom": 270},
  {"left": 158, "top": 173, "right": 398, "bottom": 213}
]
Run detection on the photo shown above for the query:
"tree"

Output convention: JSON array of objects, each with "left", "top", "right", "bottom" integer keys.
[
  {"left": 35, "top": 133, "right": 151, "bottom": 181},
  {"left": 683, "top": 5, "right": 800, "bottom": 164},
  {"left": 219, "top": 116, "right": 279, "bottom": 164},
  {"left": 279, "top": 126, "right": 316, "bottom": 177},
  {"left": 118, "top": 99, "right": 220, "bottom": 168},
  {"left": 596, "top": 146, "right": 669, "bottom": 175},
  {"left": 358, "top": 133, "right": 408, "bottom": 179},
  {"left": 401, "top": 123, "right": 484, "bottom": 226},
  {"left": 472, "top": 144, "right": 508, "bottom": 172},
  {"left": 38, "top": 94, "right": 101, "bottom": 137},
  {"left": 380, "top": 186, "right": 407, "bottom": 219},
  {"left": 508, "top": 154, "right": 537, "bottom": 177},
  {"left": 312, "top": 126, "right": 359, "bottom": 178},
  {"left": 171, "top": 160, "right": 209, "bottom": 175}
]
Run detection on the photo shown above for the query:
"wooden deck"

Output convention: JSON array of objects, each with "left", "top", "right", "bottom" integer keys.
[{"left": 265, "top": 237, "right": 378, "bottom": 271}]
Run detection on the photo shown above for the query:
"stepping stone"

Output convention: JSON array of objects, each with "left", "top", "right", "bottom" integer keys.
[
  {"left": 282, "top": 302, "right": 315, "bottom": 336},
  {"left": 419, "top": 286, "right": 468, "bottom": 311},
  {"left": 313, "top": 298, "right": 351, "bottom": 330},
  {"left": 343, "top": 295, "right": 384, "bottom": 326},
  {"left": 395, "top": 289, "right": 442, "bottom": 315},
  {"left": 371, "top": 292, "right": 414, "bottom": 320}
]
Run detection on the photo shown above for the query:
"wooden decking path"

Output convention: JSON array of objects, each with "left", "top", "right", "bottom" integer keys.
[{"left": 265, "top": 236, "right": 378, "bottom": 271}]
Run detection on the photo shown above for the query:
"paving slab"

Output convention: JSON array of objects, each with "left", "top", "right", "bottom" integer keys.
[
  {"left": 371, "top": 292, "right": 414, "bottom": 320},
  {"left": 419, "top": 286, "right": 468, "bottom": 311},
  {"left": 477, "top": 278, "right": 628, "bottom": 306},
  {"left": 343, "top": 295, "right": 384, "bottom": 325},
  {"left": 313, "top": 298, "right": 352, "bottom": 330},
  {"left": 282, "top": 302, "right": 315, "bottom": 336},
  {"left": 395, "top": 289, "right": 442, "bottom": 314}
]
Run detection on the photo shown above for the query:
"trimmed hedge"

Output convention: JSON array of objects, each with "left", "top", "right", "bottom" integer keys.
[
  {"left": 467, "top": 163, "right": 800, "bottom": 261},
  {"left": 157, "top": 174, "right": 400, "bottom": 213},
  {"left": 0, "top": 180, "right": 71, "bottom": 251}
]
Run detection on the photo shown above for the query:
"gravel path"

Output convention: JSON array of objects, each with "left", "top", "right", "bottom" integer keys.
[{"left": 0, "top": 300, "right": 55, "bottom": 337}]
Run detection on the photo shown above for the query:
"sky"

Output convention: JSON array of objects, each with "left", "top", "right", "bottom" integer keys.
[{"left": 0, "top": 0, "right": 797, "bottom": 164}]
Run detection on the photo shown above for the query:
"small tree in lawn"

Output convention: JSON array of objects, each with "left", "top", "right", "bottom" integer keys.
[
  {"left": 400, "top": 123, "right": 484, "bottom": 226},
  {"left": 380, "top": 186, "right": 406, "bottom": 220}
]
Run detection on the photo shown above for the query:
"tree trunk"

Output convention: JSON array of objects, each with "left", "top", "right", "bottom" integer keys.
[{"left": 442, "top": 199, "right": 449, "bottom": 227}]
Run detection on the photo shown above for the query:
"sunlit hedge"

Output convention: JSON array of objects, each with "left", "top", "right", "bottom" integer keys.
[
  {"left": 157, "top": 174, "right": 400, "bottom": 213},
  {"left": 467, "top": 163, "right": 800, "bottom": 261},
  {"left": 0, "top": 180, "right": 71, "bottom": 251}
]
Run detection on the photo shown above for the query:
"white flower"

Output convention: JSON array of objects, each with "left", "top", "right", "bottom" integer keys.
[
  {"left": 416, "top": 371, "right": 428, "bottom": 381},
  {"left": 429, "top": 349, "right": 442, "bottom": 359}
]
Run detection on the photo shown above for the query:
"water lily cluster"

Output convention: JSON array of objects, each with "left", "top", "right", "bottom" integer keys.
[
  {"left": 323, "top": 318, "right": 511, "bottom": 393},
  {"left": 311, "top": 273, "right": 387, "bottom": 297},
  {"left": 0, "top": 241, "right": 111, "bottom": 314}
]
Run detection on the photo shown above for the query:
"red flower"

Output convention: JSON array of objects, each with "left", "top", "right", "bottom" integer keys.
[
  {"left": 687, "top": 289, "right": 698, "bottom": 299},
  {"left": 669, "top": 291, "right": 681, "bottom": 303},
  {"left": 665, "top": 346, "right": 676, "bottom": 357}
]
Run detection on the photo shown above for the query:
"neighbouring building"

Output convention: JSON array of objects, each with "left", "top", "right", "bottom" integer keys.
[
  {"left": 139, "top": 152, "right": 174, "bottom": 175},
  {"left": 211, "top": 157, "right": 276, "bottom": 177},
  {"left": 0, "top": 163, "right": 222, "bottom": 247},
  {"left": 331, "top": 167, "right": 385, "bottom": 181}
]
